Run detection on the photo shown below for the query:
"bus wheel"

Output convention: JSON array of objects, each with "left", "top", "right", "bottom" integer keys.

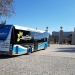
[{"left": 27, "top": 47, "right": 31, "bottom": 55}]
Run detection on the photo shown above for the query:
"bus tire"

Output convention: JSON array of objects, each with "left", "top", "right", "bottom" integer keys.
[
  {"left": 29, "top": 46, "right": 33, "bottom": 53},
  {"left": 27, "top": 47, "right": 31, "bottom": 55}
]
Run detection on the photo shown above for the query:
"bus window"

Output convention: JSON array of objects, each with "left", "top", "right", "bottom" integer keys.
[
  {"left": 0, "top": 25, "right": 12, "bottom": 41},
  {"left": 14, "top": 29, "right": 31, "bottom": 44}
]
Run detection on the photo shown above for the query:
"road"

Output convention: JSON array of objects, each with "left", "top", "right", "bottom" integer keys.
[
  {"left": 31, "top": 44, "right": 75, "bottom": 58},
  {"left": 0, "top": 44, "right": 75, "bottom": 75}
]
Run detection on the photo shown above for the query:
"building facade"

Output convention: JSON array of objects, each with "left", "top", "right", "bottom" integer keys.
[
  {"left": 52, "top": 31, "right": 72, "bottom": 37},
  {"left": 51, "top": 31, "right": 72, "bottom": 44}
]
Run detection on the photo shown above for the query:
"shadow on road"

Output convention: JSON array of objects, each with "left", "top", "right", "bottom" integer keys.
[
  {"left": 0, "top": 54, "right": 26, "bottom": 59},
  {"left": 0, "top": 55, "right": 13, "bottom": 59},
  {"left": 55, "top": 47, "right": 75, "bottom": 53},
  {"left": 0, "top": 55, "right": 20, "bottom": 59}
]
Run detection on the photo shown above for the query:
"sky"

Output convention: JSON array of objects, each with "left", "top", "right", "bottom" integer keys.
[{"left": 2, "top": 0, "right": 75, "bottom": 34}]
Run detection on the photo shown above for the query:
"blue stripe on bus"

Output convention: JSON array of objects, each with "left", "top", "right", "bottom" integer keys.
[
  {"left": 38, "top": 42, "right": 48, "bottom": 49},
  {"left": 12, "top": 42, "right": 48, "bottom": 53},
  {"left": 13, "top": 45, "right": 27, "bottom": 52}
]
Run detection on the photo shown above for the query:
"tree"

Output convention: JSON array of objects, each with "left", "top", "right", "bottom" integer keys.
[
  {"left": 0, "top": 0, "right": 15, "bottom": 17},
  {"left": 1, "top": 20, "right": 6, "bottom": 24}
]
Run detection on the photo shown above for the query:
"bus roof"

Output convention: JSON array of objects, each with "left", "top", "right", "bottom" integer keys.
[
  {"left": 14, "top": 25, "right": 46, "bottom": 33},
  {"left": 0, "top": 24, "right": 50, "bottom": 33}
]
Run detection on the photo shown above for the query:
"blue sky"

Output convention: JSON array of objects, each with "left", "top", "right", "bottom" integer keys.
[{"left": 2, "top": 0, "right": 75, "bottom": 34}]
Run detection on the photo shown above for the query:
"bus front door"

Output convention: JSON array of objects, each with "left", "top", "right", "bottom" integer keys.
[{"left": 34, "top": 40, "right": 38, "bottom": 51}]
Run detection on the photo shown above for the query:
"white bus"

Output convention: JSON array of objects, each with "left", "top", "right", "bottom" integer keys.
[{"left": 0, "top": 24, "right": 50, "bottom": 55}]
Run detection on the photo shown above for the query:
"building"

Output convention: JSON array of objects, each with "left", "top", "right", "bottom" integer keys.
[
  {"left": 52, "top": 31, "right": 72, "bottom": 37},
  {"left": 51, "top": 31, "right": 72, "bottom": 44}
]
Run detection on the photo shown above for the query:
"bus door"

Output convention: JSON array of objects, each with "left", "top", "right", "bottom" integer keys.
[{"left": 34, "top": 40, "right": 38, "bottom": 51}]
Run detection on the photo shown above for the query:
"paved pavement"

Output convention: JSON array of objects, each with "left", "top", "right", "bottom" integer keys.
[
  {"left": 0, "top": 44, "right": 75, "bottom": 75},
  {"left": 31, "top": 44, "right": 75, "bottom": 58}
]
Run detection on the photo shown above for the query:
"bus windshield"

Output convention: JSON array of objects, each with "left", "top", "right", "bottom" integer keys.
[{"left": 0, "top": 25, "right": 12, "bottom": 40}]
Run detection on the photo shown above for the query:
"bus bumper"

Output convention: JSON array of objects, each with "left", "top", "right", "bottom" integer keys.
[{"left": 0, "top": 51, "right": 11, "bottom": 55}]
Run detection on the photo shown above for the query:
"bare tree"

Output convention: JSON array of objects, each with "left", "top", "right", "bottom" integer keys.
[{"left": 0, "top": 0, "right": 15, "bottom": 17}]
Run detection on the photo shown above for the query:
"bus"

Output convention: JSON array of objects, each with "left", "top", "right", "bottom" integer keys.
[{"left": 0, "top": 24, "right": 50, "bottom": 55}]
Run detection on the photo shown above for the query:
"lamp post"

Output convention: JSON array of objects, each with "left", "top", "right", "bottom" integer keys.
[
  {"left": 46, "top": 26, "right": 48, "bottom": 32},
  {"left": 59, "top": 26, "right": 63, "bottom": 44}
]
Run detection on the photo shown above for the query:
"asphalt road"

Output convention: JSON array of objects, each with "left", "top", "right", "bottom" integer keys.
[
  {"left": 0, "top": 44, "right": 75, "bottom": 75},
  {"left": 31, "top": 44, "right": 75, "bottom": 58}
]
